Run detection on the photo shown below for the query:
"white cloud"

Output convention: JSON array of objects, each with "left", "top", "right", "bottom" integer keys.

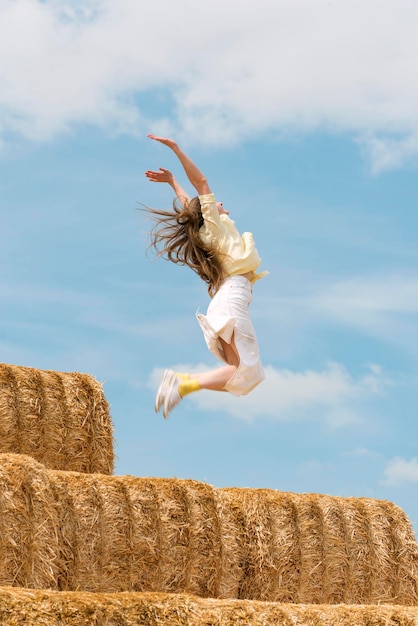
[
  {"left": 150, "top": 361, "right": 389, "bottom": 424},
  {"left": 1, "top": 0, "right": 418, "bottom": 169},
  {"left": 316, "top": 273, "right": 418, "bottom": 316},
  {"left": 358, "top": 133, "right": 418, "bottom": 174},
  {"left": 383, "top": 457, "right": 418, "bottom": 486}
]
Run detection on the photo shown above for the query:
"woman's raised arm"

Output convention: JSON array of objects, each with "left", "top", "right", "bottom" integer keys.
[{"left": 147, "top": 134, "right": 211, "bottom": 196}]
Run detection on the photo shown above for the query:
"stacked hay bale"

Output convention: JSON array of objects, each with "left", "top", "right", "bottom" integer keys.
[
  {"left": 0, "top": 363, "right": 114, "bottom": 474},
  {"left": 0, "top": 588, "right": 417, "bottom": 626},
  {"left": 0, "top": 453, "right": 416, "bottom": 608},
  {"left": 0, "top": 361, "right": 417, "bottom": 625}
]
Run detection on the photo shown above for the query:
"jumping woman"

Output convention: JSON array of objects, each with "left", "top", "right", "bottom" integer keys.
[{"left": 145, "top": 134, "right": 267, "bottom": 418}]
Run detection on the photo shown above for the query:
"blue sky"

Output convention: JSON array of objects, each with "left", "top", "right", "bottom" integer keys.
[{"left": 1, "top": 0, "right": 418, "bottom": 531}]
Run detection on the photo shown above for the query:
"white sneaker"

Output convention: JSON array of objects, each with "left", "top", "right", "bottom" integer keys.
[
  {"left": 163, "top": 373, "right": 182, "bottom": 419},
  {"left": 155, "top": 369, "right": 175, "bottom": 414}
]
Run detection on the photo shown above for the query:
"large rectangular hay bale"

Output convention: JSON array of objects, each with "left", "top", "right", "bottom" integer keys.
[
  {"left": 0, "top": 363, "right": 114, "bottom": 474},
  {"left": 0, "top": 588, "right": 417, "bottom": 626},
  {"left": 50, "top": 469, "right": 418, "bottom": 603},
  {"left": 0, "top": 453, "right": 416, "bottom": 605}
]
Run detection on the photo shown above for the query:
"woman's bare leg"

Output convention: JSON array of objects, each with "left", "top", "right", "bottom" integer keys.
[
  {"left": 192, "top": 334, "right": 240, "bottom": 391},
  {"left": 194, "top": 365, "right": 236, "bottom": 391},
  {"left": 156, "top": 334, "right": 240, "bottom": 417}
]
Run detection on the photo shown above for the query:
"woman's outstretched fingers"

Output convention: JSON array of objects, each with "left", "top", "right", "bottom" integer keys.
[
  {"left": 147, "top": 134, "right": 176, "bottom": 149},
  {"left": 145, "top": 168, "right": 174, "bottom": 184}
]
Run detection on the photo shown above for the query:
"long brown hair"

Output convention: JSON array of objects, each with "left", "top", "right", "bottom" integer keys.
[{"left": 145, "top": 197, "right": 224, "bottom": 297}]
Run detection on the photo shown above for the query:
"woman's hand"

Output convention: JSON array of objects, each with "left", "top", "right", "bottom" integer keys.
[
  {"left": 147, "top": 134, "right": 178, "bottom": 150},
  {"left": 145, "top": 167, "right": 175, "bottom": 185},
  {"left": 147, "top": 132, "right": 210, "bottom": 196},
  {"left": 145, "top": 166, "right": 191, "bottom": 205}
]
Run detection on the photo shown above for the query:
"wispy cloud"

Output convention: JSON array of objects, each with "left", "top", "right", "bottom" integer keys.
[
  {"left": 150, "top": 361, "right": 389, "bottom": 424},
  {"left": 1, "top": 1, "right": 418, "bottom": 169},
  {"left": 343, "top": 447, "right": 383, "bottom": 459},
  {"left": 309, "top": 272, "right": 418, "bottom": 352},
  {"left": 314, "top": 272, "right": 418, "bottom": 316},
  {"left": 383, "top": 457, "right": 418, "bottom": 486},
  {"left": 260, "top": 271, "right": 418, "bottom": 357},
  {"left": 0, "top": 281, "right": 103, "bottom": 308},
  {"left": 358, "top": 133, "right": 418, "bottom": 174}
]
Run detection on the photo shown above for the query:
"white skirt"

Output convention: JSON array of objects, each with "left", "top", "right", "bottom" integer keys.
[{"left": 196, "top": 275, "right": 265, "bottom": 396}]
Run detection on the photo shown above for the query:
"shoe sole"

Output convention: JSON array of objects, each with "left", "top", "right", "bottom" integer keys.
[
  {"left": 163, "top": 375, "right": 181, "bottom": 419},
  {"left": 155, "top": 369, "right": 175, "bottom": 414}
]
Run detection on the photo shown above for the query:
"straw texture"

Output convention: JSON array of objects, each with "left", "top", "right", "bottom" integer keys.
[
  {"left": 0, "top": 453, "right": 416, "bottom": 604},
  {"left": 51, "top": 476, "right": 418, "bottom": 602},
  {"left": 0, "top": 455, "right": 59, "bottom": 590},
  {"left": 51, "top": 474, "right": 225, "bottom": 596},
  {"left": 0, "top": 588, "right": 417, "bottom": 626},
  {"left": 0, "top": 363, "right": 114, "bottom": 474}
]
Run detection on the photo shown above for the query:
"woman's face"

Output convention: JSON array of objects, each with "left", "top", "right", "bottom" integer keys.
[{"left": 217, "top": 201, "right": 229, "bottom": 215}]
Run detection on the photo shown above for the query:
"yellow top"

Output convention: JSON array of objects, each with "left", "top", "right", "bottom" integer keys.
[{"left": 198, "top": 193, "right": 268, "bottom": 283}]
